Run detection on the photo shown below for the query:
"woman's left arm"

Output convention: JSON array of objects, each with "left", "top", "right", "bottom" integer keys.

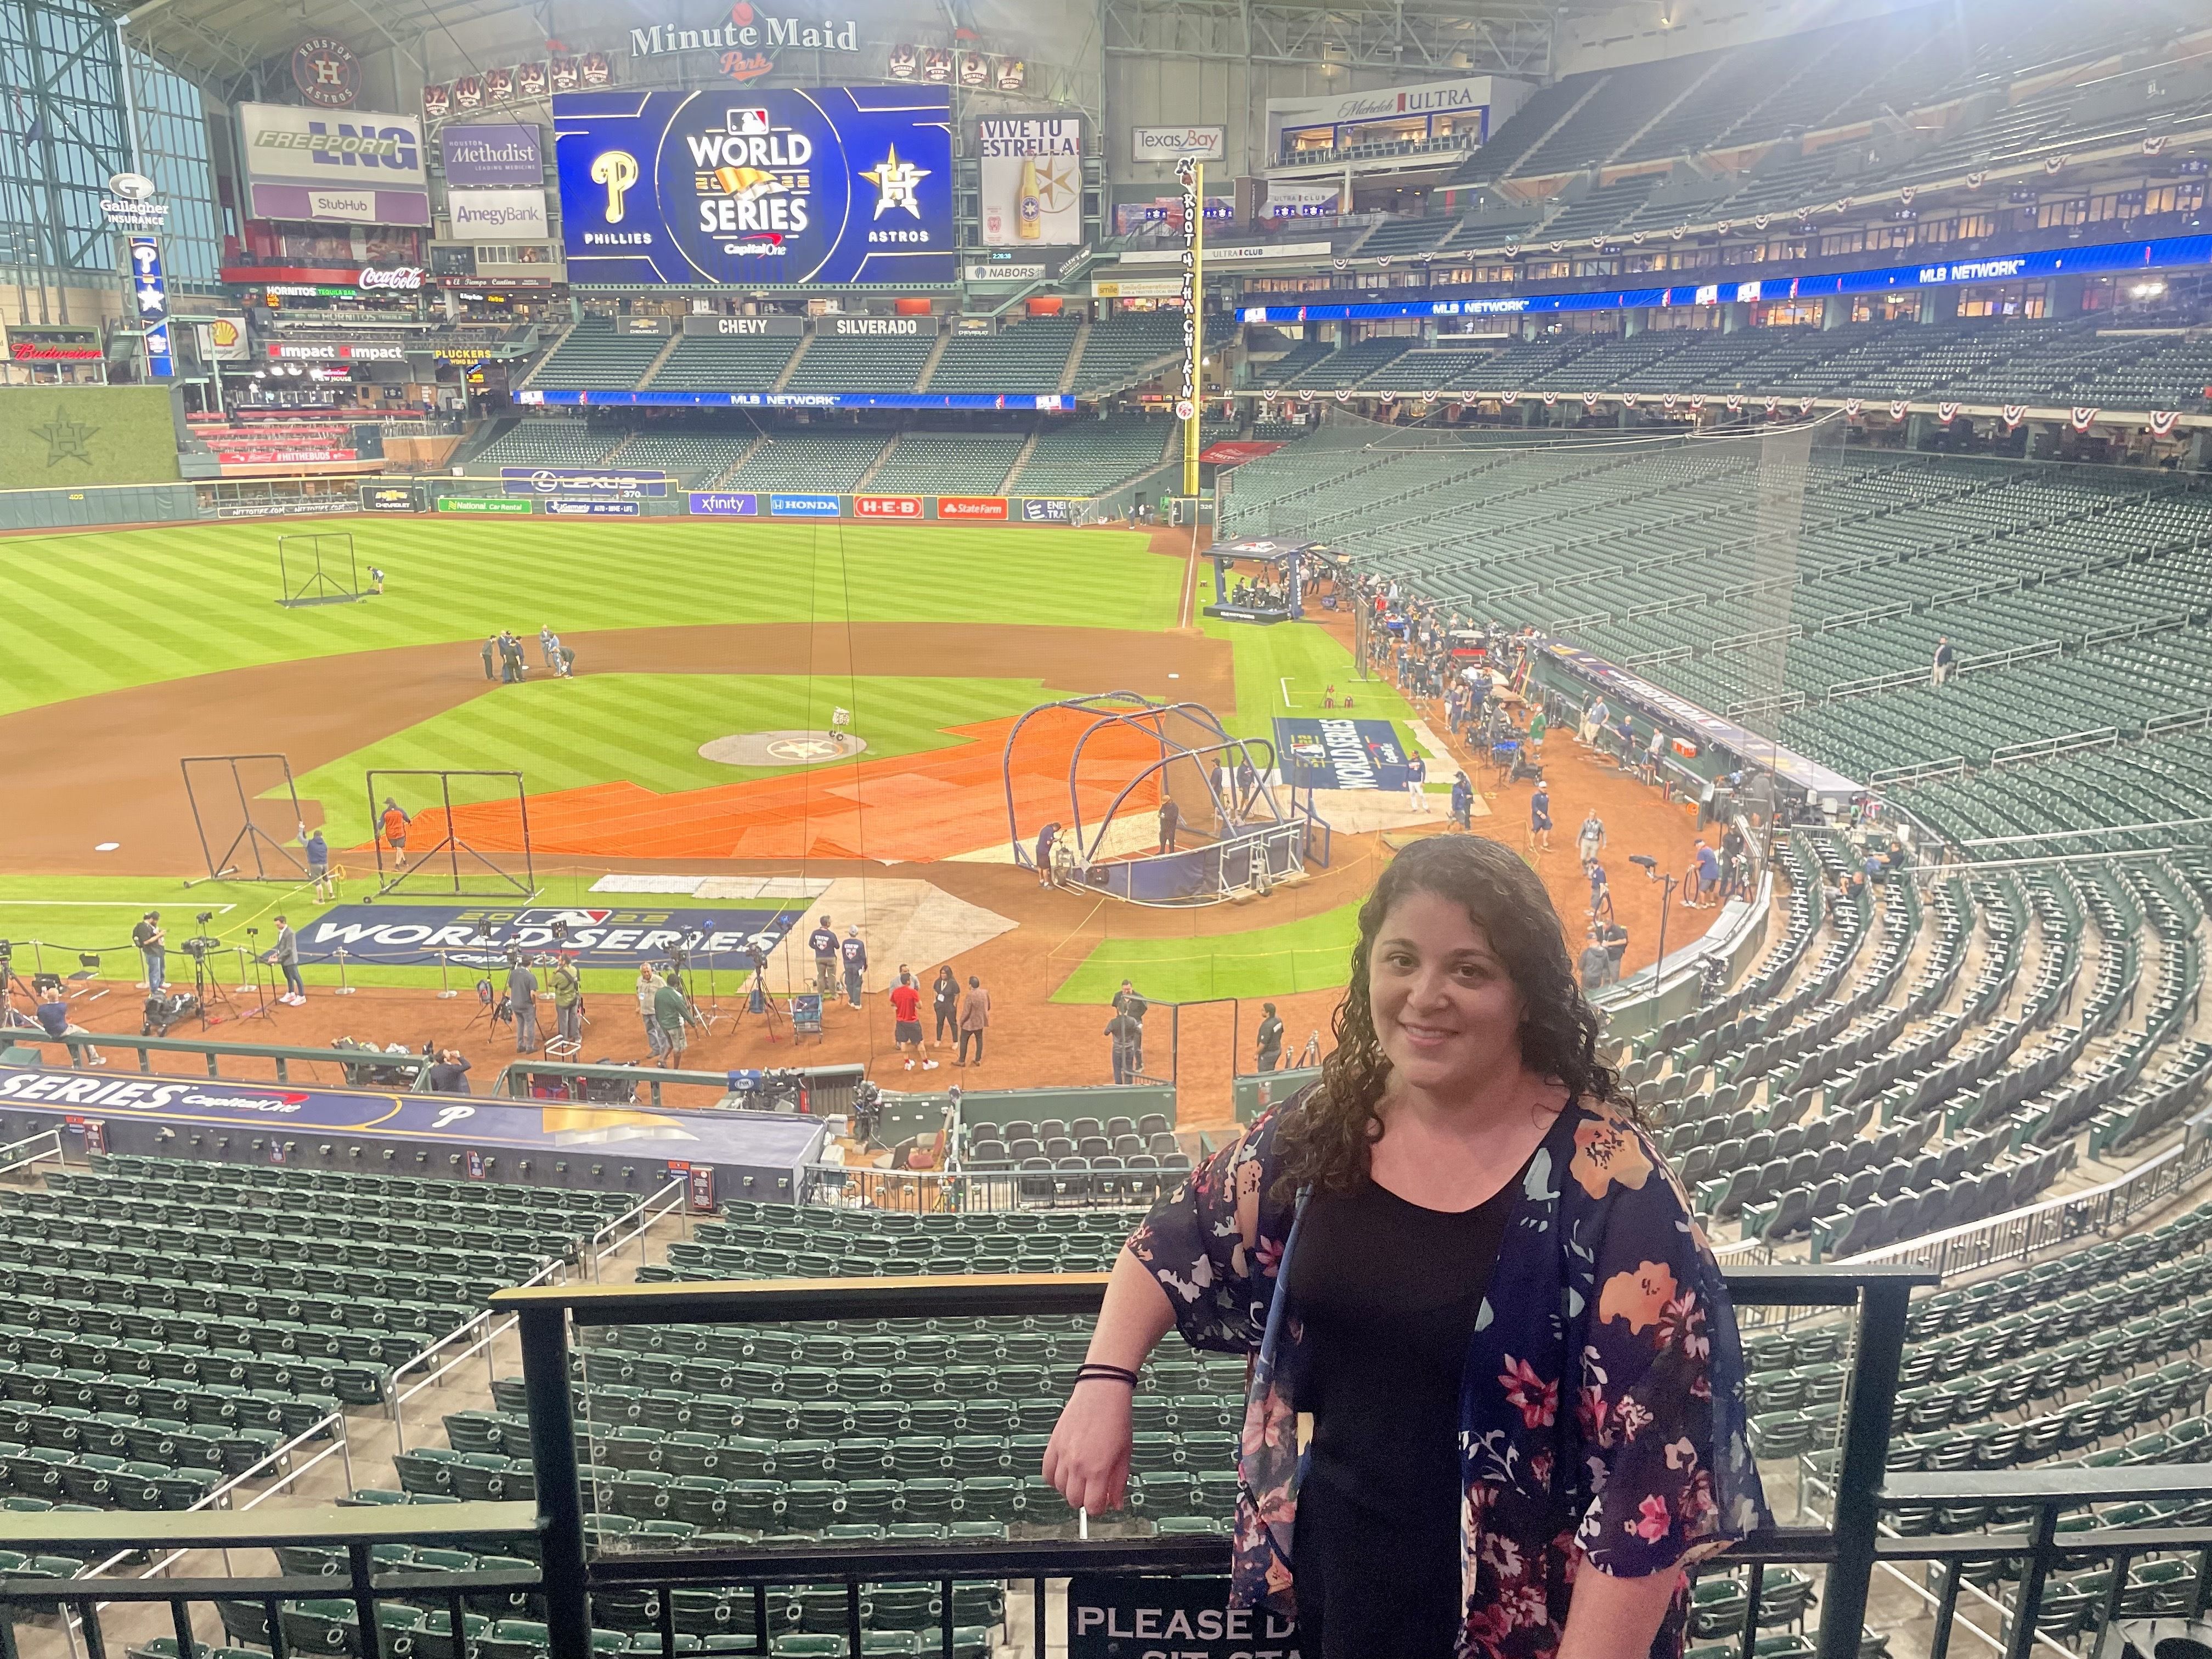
[{"left": 1557, "top": 1563, "right": 1684, "bottom": 1659}]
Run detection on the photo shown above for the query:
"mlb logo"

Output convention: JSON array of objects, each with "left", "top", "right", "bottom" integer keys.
[{"left": 724, "top": 108, "right": 770, "bottom": 134}]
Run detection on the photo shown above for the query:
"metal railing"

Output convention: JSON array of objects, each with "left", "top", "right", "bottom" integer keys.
[
  {"left": 801, "top": 1160, "right": 1184, "bottom": 1214},
  {"left": 0, "top": 1128, "right": 65, "bottom": 1180},
  {"left": 0, "top": 1028, "right": 437, "bottom": 1089},
  {"left": 15, "top": 1267, "right": 2212, "bottom": 1659}
]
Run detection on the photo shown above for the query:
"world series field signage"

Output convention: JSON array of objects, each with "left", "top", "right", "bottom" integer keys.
[
  {"left": 1271, "top": 716, "right": 1410, "bottom": 789},
  {"left": 1066, "top": 1575, "right": 1301, "bottom": 1658},
  {"left": 300, "top": 902, "right": 806, "bottom": 967}
]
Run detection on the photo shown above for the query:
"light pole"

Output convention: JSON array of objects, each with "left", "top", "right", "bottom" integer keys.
[{"left": 1628, "top": 855, "right": 1679, "bottom": 980}]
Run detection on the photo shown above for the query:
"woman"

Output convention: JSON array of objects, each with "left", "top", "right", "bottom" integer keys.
[
  {"left": 932, "top": 966, "right": 961, "bottom": 1046},
  {"left": 1045, "top": 836, "right": 1764, "bottom": 1659}
]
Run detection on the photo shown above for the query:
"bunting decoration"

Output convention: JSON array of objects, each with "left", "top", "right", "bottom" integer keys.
[
  {"left": 1899, "top": 186, "right": 1916, "bottom": 207},
  {"left": 1661, "top": 394, "right": 1678, "bottom": 411},
  {"left": 1725, "top": 394, "right": 1744, "bottom": 413},
  {"left": 2045, "top": 156, "right": 2066, "bottom": 174},
  {"left": 1671, "top": 223, "right": 1688, "bottom": 239},
  {"left": 1549, "top": 241, "right": 1564, "bottom": 253},
  {"left": 2001, "top": 406, "right": 2028, "bottom": 431},
  {"left": 1752, "top": 214, "right": 1770, "bottom": 230},
  {"left": 1420, "top": 388, "right": 1438, "bottom": 403},
  {"left": 2149, "top": 410, "right": 2182, "bottom": 435},
  {"left": 1845, "top": 398, "right": 1864, "bottom": 417},
  {"left": 1716, "top": 219, "right": 1733, "bottom": 235},
  {"left": 1297, "top": 388, "right": 1314, "bottom": 403},
  {"left": 2069, "top": 407, "right": 2099, "bottom": 432},
  {"left": 2146, "top": 135, "right": 2170, "bottom": 156},
  {"left": 1888, "top": 400, "right": 1908, "bottom": 421},
  {"left": 1621, "top": 393, "right": 1639, "bottom": 409},
  {"left": 1798, "top": 398, "right": 1817, "bottom": 416},
  {"left": 1543, "top": 392, "right": 1559, "bottom": 407},
  {"left": 1763, "top": 396, "right": 1780, "bottom": 415},
  {"left": 1377, "top": 255, "right": 1393, "bottom": 267},
  {"left": 1590, "top": 235, "right": 1605, "bottom": 249},
  {"left": 1334, "top": 389, "right": 1351, "bottom": 403},
  {"left": 1502, "top": 391, "right": 1518, "bottom": 406},
  {"left": 1631, "top": 230, "right": 1647, "bottom": 244},
  {"left": 1689, "top": 396, "right": 1706, "bottom": 412},
  {"left": 1333, "top": 257, "right": 1349, "bottom": 271},
  {"left": 1965, "top": 171, "right": 1986, "bottom": 190},
  {"left": 1504, "top": 244, "right": 1520, "bottom": 257},
  {"left": 1458, "top": 391, "right": 1477, "bottom": 407},
  {"left": 1583, "top": 393, "right": 1601, "bottom": 410},
  {"left": 1938, "top": 402, "right": 1962, "bottom": 425}
]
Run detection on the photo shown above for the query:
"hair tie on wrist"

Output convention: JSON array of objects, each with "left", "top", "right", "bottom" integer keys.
[{"left": 1075, "top": 1363, "right": 1141, "bottom": 1387}]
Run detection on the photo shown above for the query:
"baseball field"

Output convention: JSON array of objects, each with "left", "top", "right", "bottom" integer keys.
[{"left": 0, "top": 513, "right": 1696, "bottom": 1119}]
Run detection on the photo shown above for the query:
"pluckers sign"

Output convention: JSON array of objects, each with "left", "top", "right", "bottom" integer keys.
[{"left": 629, "top": 2, "right": 862, "bottom": 83}]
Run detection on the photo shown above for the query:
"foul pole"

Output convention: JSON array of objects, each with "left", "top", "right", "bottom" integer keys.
[{"left": 1178, "top": 157, "right": 1205, "bottom": 500}]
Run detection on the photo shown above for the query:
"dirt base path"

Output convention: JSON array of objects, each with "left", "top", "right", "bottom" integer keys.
[{"left": 0, "top": 623, "right": 1235, "bottom": 875}]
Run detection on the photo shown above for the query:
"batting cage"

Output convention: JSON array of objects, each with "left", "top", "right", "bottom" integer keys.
[{"left": 1001, "top": 692, "right": 1311, "bottom": 906}]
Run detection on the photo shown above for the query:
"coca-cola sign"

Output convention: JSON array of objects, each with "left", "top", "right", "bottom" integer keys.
[{"left": 358, "top": 265, "right": 426, "bottom": 290}]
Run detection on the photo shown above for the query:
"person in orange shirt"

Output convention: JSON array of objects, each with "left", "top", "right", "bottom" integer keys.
[{"left": 379, "top": 798, "right": 412, "bottom": 868}]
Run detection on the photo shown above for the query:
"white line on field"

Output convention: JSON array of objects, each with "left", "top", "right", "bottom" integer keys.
[{"left": 1279, "top": 676, "right": 1295, "bottom": 709}]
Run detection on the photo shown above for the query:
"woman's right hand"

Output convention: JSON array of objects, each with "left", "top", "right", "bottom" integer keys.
[{"left": 1042, "top": 1381, "right": 1135, "bottom": 1518}]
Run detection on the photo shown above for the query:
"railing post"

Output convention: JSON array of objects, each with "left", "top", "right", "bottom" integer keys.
[
  {"left": 1814, "top": 1274, "right": 1914, "bottom": 1659},
  {"left": 520, "top": 1303, "right": 591, "bottom": 1659}
]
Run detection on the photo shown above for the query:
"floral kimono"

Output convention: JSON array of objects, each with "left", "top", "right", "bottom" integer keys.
[{"left": 1128, "top": 1092, "right": 1768, "bottom": 1659}]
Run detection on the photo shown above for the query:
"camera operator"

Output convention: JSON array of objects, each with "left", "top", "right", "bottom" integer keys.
[
  {"left": 549, "top": 953, "right": 584, "bottom": 1048},
  {"left": 132, "top": 911, "right": 166, "bottom": 992}
]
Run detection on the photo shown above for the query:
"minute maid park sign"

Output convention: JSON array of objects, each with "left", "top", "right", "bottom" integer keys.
[{"left": 629, "top": 2, "right": 860, "bottom": 82}]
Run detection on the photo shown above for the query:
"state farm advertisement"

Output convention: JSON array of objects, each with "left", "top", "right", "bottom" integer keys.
[{"left": 936, "top": 495, "right": 1007, "bottom": 520}]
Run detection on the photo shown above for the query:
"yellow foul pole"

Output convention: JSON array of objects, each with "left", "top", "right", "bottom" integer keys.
[{"left": 1181, "top": 160, "right": 1204, "bottom": 500}]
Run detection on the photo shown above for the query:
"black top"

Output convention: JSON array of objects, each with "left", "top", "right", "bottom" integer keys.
[{"left": 1284, "top": 1165, "right": 1525, "bottom": 1659}]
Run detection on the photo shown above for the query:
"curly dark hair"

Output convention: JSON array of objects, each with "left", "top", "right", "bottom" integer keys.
[{"left": 1274, "top": 834, "right": 1629, "bottom": 1198}]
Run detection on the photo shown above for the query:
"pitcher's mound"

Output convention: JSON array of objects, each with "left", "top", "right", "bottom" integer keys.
[{"left": 699, "top": 730, "right": 869, "bottom": 766}]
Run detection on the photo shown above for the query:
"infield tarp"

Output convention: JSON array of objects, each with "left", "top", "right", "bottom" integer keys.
[
  {"left": 301, "top": 902, "right": 807, "bottom": 967},
  {"left": 1272, "top": 717, "right": 1409, "bottom": 790}
]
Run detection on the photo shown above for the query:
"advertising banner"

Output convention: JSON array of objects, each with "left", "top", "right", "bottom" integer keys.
[
  {"left": 977, "top": 116, "right": 1082, "bottom": 246},
  {"left": 524, "top": 389, "right": 1071, "bottom": 411},
  {"left": 554, "top": 86, "right": 955, "bottom": 285},
  {"left": 501, "top": 466, "right": 669, "bottom": 496},
  {"left": 1090, "top": 276, "right": 1184, "bottom": 298},
  {"left": 1020, "top": 499, "right": 1075, "bottom": 522},
  {"left": 267, "top": 341, "right": 408, "bottom": 361},
  {"left": 193, "top": 315, "right": 250, "bottom": 362},
  {"left": 1266, "top": 180, "right": 1340, "bottom": 217},
  {"left": 770, "top": 494, "right": 841, "bottom": 517},
  {"left": 545, "top": 498, "right": 639, "bottom": 515},
  {"left": 447, "top": 188, "right": 550, "bottom": 239},
  {"left": 936, "top": 495, "right": 1007, "bottom": 521},
  {"left": 680, "top": 314, "right": 804, "bottom": 336},
  {"left": 440, "top": 123, "right": 544, "bottom": 186},
  {"left": 360, "top": 482, "right": 424, "bottom": 512},
  {"left": 1272, "top": 716, "right": 1410, "bottom": 789},
  {"left": 1131, "top": 125, "right": 1225, "bottom": 163},
  {"left": 689, "top": 490, "right": 760, "bottom": 515},
  {"left": 438, "top": 495, "right": 532, "bottom": 512},
  {"left": 127, "top": 239, "right": 174, "bottom": 379},
  {"left": 238, "top": 101, "right": 431, "bottom": 226},
  {"left": 854, "top": 494, "right": 923, "bottom": 518}
]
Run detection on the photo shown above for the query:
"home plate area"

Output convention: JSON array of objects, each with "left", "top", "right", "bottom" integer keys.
[{"left": 698, "top": 730, "right": 869, "bottom": 765}]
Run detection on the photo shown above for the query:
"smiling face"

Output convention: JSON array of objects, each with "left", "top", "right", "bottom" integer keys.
[{"left": 1368, "top": 888, "right": 1528, "bottom": 1099}]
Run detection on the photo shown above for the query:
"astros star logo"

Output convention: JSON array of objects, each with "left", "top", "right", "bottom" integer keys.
[
  {"left": 861, "top": 145, "right": 930, "bottom": 219},
  {"left": 31, "top": 405, "right": 97, "bottom": 466}
]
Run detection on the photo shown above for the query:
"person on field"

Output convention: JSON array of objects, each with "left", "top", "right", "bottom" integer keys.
[
  {"left": 1449, "top": 771, "right": 1473, "bottom": 831},
  {"left": 933, "top": 965, "right": 961, "bottom": 1045},
  {"left": 35, "top": 986, "right": 103, "bottom": 1068},
  {"left": 299, "top": 824, "right": 333, "bottom": 901},
  {"left": 1254, "top": 1002, "right": 1284, "bottom": 1073},
  {"left": 1526, "top": 775, "right": 1551, "bottom": 853},
  {"left": 1035, "top": 822, "right": 1060, "bottom": 887},
  {"left": 368, "top": 566, "right": 386, "bottom": 595},
  {"left": 653, "top": 973, "right": 700, "bottom": 1065},
  {"left": 1105, "top": 1004, "right": 1143, "bottom": 1085},
  {"left": 890, "top": 970, "right": 936, "bottom": 1071},
  {"left": 132, "top": 912, "right": 166, "bottom": 992},
  {"left": 958, "top": 974, "right": 990, "bottom": 1066},
  {"left": 806, "top": 916, "right": 840, "bottom": 997},
  {"left": 1577, "top": 809, "right": 1606, "bottom": 867},
  {"left": 636, "top": 966, "right": 670, "bottom": 1061},
  {"left": 1404, "top": 752, "right": 1427, "bottom": 811},
  {"left": 540, "top": 625, "right": 560, "bottom": 670},
  {"left": 507, "top": 955, "right": 540, "bottom": 1054},
  {"left": 1158, "top": 797, "right": 1180, "bottom": 854},
  {"left": 1113, "top": 981, "right": 1148, "bottom": 1073},
  {"left": 268, "top": 915, "right": 306, "bottom": 1005},
  {"left": 482, "top": 636, "right": 498, "bottom": 681},
  {"left": 380, "top": 798, "right": 412, "bottom": 868},
  {"left": 839, "top": 927, "right": 868, "bottom": 1010},
  {"left": 551, "top": 954, "right": 584, "bottom": 1049}
]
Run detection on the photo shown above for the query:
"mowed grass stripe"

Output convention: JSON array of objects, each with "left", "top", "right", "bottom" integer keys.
[{"left": 3, "top": 521, "right": 1172, "bottom": 715}]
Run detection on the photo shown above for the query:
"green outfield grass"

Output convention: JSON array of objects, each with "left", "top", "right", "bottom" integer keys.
[
  {"left": 0, "top": 519, "right": 1172, "bottom": 717},
  {"left": 285, "top": 673, "right": 1057, "bottom": 845},
  {"left": 1051, "top": 898, "right": 1362, "bottom": 1004},
  {"left": 1198, "top": 613, "right": 1425, "bottom": 760}
]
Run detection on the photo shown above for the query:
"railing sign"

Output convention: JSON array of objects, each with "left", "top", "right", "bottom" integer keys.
[{"left": 1068, "top": 1575, "right": 1300, "bottom": 1658}]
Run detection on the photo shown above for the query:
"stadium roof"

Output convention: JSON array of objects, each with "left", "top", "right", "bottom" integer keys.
[
  {"left": 104, "top": 0, "right": 1630, "bottom": 94},
  {"left": 100, "top": 0, "right": 523, "bottom": 93}
]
